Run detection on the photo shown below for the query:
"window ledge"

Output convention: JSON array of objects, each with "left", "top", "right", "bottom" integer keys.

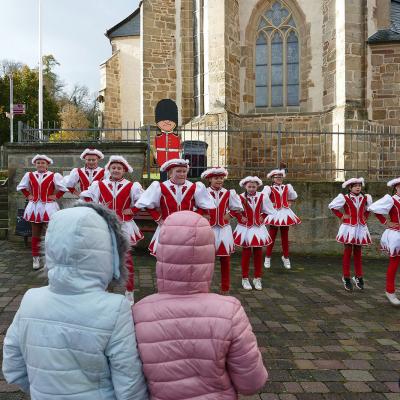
[{"left": 253, "top": 106, "right": 301, "bottom": 114}]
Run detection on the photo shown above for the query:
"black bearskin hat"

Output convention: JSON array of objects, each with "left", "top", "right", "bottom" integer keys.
[{"left": 155, "top": 99, "right": 178, "bottom": 125}]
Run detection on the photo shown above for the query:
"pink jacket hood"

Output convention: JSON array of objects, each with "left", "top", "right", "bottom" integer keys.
[{"left": 156, "top": 211, "right": 215, "bottom": 295}]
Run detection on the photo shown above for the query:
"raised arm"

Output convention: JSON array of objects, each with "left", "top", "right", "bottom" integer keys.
[
  {"left": 368, "top": 194, "right": 394, "bottom": 225},
  {"left": 287, "top": 183, "right": 298, "bottom": 201},
  {"left": 328, "top": 194, "right": 346, "bottom": 219},
  {"left": 16, "top": 172, "right": 31, "bottom": 198},
  {"left": 194, "top": 181, "right": 216, "bottom": 210},
  {"left": 135, "top": 181, "right": 162, "bottom": 222},
  {"left": 53, "top": 172, "right": 68, "bottom": 199},
  {"left": 62, "top": 168, "right": 80, "bottom": 194},
  {"left": 80, "top": 181, "right": 101, "bottom": 203}
]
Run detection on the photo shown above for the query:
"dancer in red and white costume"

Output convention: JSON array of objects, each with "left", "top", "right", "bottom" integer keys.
[
  {"left": 328, "top": 178, "right": 372, "bottom": 291},
  {"left": 201, "top": 167, "right": 243, "bottom": 294},
  {"left": 63, "top": 148, "right": 106, "bottom": 195},
  {"left": 135, "top": 158, "right": 215, "bottom": 256},
  {"left": 80, "top": 156, "right": 143, "bottom": 304},
  {"left": 368, "top": 177, "right": 400, "bottom": 306},
  {"left": 263, "top": 169, "right": 301, "bottom": 270},
  {"left": 17, "top": 155, "right": 67, "bottom": 270},
  {"left": 233, "top": 176, "right": 276, "bottom": 291}
]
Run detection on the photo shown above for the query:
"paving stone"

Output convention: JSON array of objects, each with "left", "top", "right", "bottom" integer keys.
[
  {"left": 342, "top": 360, "right": 372, "bottom": 370},
  {"left": 371, "top": 370, "right": 399, "bottom": 382},
  {"left": 340, "top": 370, "right": 375, "bottom": 382},
  {"left": 0, "top": 243, "right": 398, "bottom": 397},
  {"left": 313, "top": 360, "right": 345, "bottom": 369},
  {"left": 283, "top": 382, "right": 304, "bottom": 393},
  {"left": 343, "top": 382, "right": 372, "bottom": 392},
  {"left": 300, "top": 382, "right": 330, "bottom": 393},
  {"left": 295, "top": 360, "right": 317, "bottom": 370},
  {"left": 384, "top": 382, "right": 400, "bottom": 393},
  {"left": 311, "top": 370, "right": 344, "bottom": 382}
]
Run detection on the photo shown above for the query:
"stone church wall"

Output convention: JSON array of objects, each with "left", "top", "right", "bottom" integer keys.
[
  {"left": 100, "top": 52, "right": 122, "bottom": 133},
  {"left": 142, "top": 0, "right": 177, "bottom": 124}
]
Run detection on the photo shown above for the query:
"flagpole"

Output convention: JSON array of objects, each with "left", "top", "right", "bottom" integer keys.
[
  {"left": 9, "top": 74, "right": 14, "bottom": 143},
  {"left": 38, "top": 0, "right": 43, "bottom": 140}
]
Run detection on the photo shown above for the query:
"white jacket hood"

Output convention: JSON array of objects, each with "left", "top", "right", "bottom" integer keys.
[{"left": 45, "top": 204, "right": 129, "bottom": 294}]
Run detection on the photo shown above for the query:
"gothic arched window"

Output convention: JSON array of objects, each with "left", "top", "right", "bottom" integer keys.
[{"left": 255, "top": 0, "right": 300, "bottom": 108}]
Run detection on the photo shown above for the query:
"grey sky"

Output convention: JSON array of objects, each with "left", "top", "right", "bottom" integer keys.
[{"left": 0, "top": 0, "right": 140, "bottom": 95}]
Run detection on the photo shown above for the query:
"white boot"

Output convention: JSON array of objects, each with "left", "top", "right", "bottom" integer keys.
[
  {"left": 253, "top": 278, "right": 263, "bottom": 290},
  {"left": 241, "top": 278, "right": 252, "bottom": 290},
  {"left": 385, "top": 292, "right": 400, "bottom": 306},
  {"left": 32, "top": 256, "right": 41, "bottom": 270},
  {"left": 281, "top": 256, "right": 291, "bottom": 270},
  {"left": 264, "top": 257, "right": 271, "bottom": 269},
  {"left": 125, "top": 290, "right": 135, "bottom": 305}
]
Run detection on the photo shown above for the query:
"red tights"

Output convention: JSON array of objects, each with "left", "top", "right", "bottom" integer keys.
[
  {"left": 241, "top": 247, "right": 263, "bottom": 279},
  {"left": 219, "top": 256, "right": 230, "bottom": 292},
  {"left": 386, "top": 256, "right": 400, "bottom": 294},
  {"left": 342, "top": 245, "right": 363, "bottom": 278},
  {"left": 31, "top": 223, "right": 46, "bottom": 257},
  {"left": 266, "top": 226, "right": 289, "bottom": 258}
]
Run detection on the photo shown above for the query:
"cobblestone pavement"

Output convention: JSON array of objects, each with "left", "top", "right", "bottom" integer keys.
[{"left": 0, "top": 240, "right": 399, "bottom": 400}]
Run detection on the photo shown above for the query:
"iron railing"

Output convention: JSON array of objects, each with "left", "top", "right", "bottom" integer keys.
[{"left": 12, "top": 122, "right": 400, "bottom": 181}]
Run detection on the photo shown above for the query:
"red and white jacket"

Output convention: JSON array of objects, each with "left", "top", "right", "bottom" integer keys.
[
  {"left": 135, "top": 179, "right": 215, "bottom": 222},
  {"left": 368, "top": 194, "right": 400, "bottom": 231},
  {"left": 236, "top": 192, "right": 276, "bottom": 227},
  {"left": 329, "top": 193, "right": 372, "bottom": 226},
  {"left": 17, "top": 171, "right": 67, "bottom": 202},
  {"left": 265, "top": 184, "right": 297, "bottom": 209},
  {"left": 63, "top": 167, "right": 106, "bottom": 193},
  {"left": 206, "top": 187, "right": 243, "bottom": 227},
  {"left": 80, "top": 178, "right": 143, "bottom": 222}
]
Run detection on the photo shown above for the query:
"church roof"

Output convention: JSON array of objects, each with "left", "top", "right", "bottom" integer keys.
[
  {"left": 105, "top": 7, "right": 140, "bottom": 39},
  {"left": 368, "top": 0, "right": 400, "bottom": 43}
]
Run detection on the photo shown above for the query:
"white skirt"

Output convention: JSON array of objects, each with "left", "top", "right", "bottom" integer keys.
[
  {"left": 233, "top": 224, "right": 272, "bottom": 248},
  {"left": 212, "top": 225, "right": 235, "bottom": 257},
  {"left": 336, "top": 223, "right": 371, "bottom": 246},
  {"left": 381, "top": 228, "right": 400, "bottom": 257},
  {"left": 23, "top": 201, "right": 60, "bottom": 223},
  {"left": 122, "top": 221, "right": 144, "bottom": 246},
  {"left": 265, "top": 208, "right": 301, "bottom": 226}
]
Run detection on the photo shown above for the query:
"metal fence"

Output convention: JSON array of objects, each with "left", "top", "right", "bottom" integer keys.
[{"left": 13, "top": 122, "right": 400, "bottom": 181}]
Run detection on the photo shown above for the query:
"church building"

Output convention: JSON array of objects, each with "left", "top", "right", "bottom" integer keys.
[{"left": 99, "top": 0, "right": 400, "bottom": 132}]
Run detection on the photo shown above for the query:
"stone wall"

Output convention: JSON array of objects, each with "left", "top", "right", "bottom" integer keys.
[
  {"left": 101, "top": 52, "right": 122, "bottom": 132},
  {"left": 142, "top": 0, "right": 177, "bottom": 124},
  {"left": 5, "top": 142, "right": 147, "bottom": 240},
  {"left": 369, "top": 43, "right": 400, "bottom": 125}
]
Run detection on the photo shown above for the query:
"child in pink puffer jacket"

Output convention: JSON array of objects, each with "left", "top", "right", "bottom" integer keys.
[{"left": 133, "top": 210, "right": 268, "bottom": 399}]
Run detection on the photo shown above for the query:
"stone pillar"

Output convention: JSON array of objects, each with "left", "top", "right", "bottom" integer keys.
[
  {"left": 344, "top": 0, "right": 367, "bottom": 118},
  {"left": 102, "top": 52, "right": 122, "bottom": 132},
  {"left": 142, "top": 0, "right": 177, "bottom": 125},
  {"left": 179, "top": 0, "right": 195, "bottom": 123},
  {"left": 203, "top": 0, "right": 240, "bottom": 115},
  {"left": 205, "top": 0, "right": 226, "bottom": 113},
  {"left": 224, "top": 0, "right": 240, "bottom": 115},
  {"left": 322, "top": 0, "right": 337, "bottom": 112}
]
